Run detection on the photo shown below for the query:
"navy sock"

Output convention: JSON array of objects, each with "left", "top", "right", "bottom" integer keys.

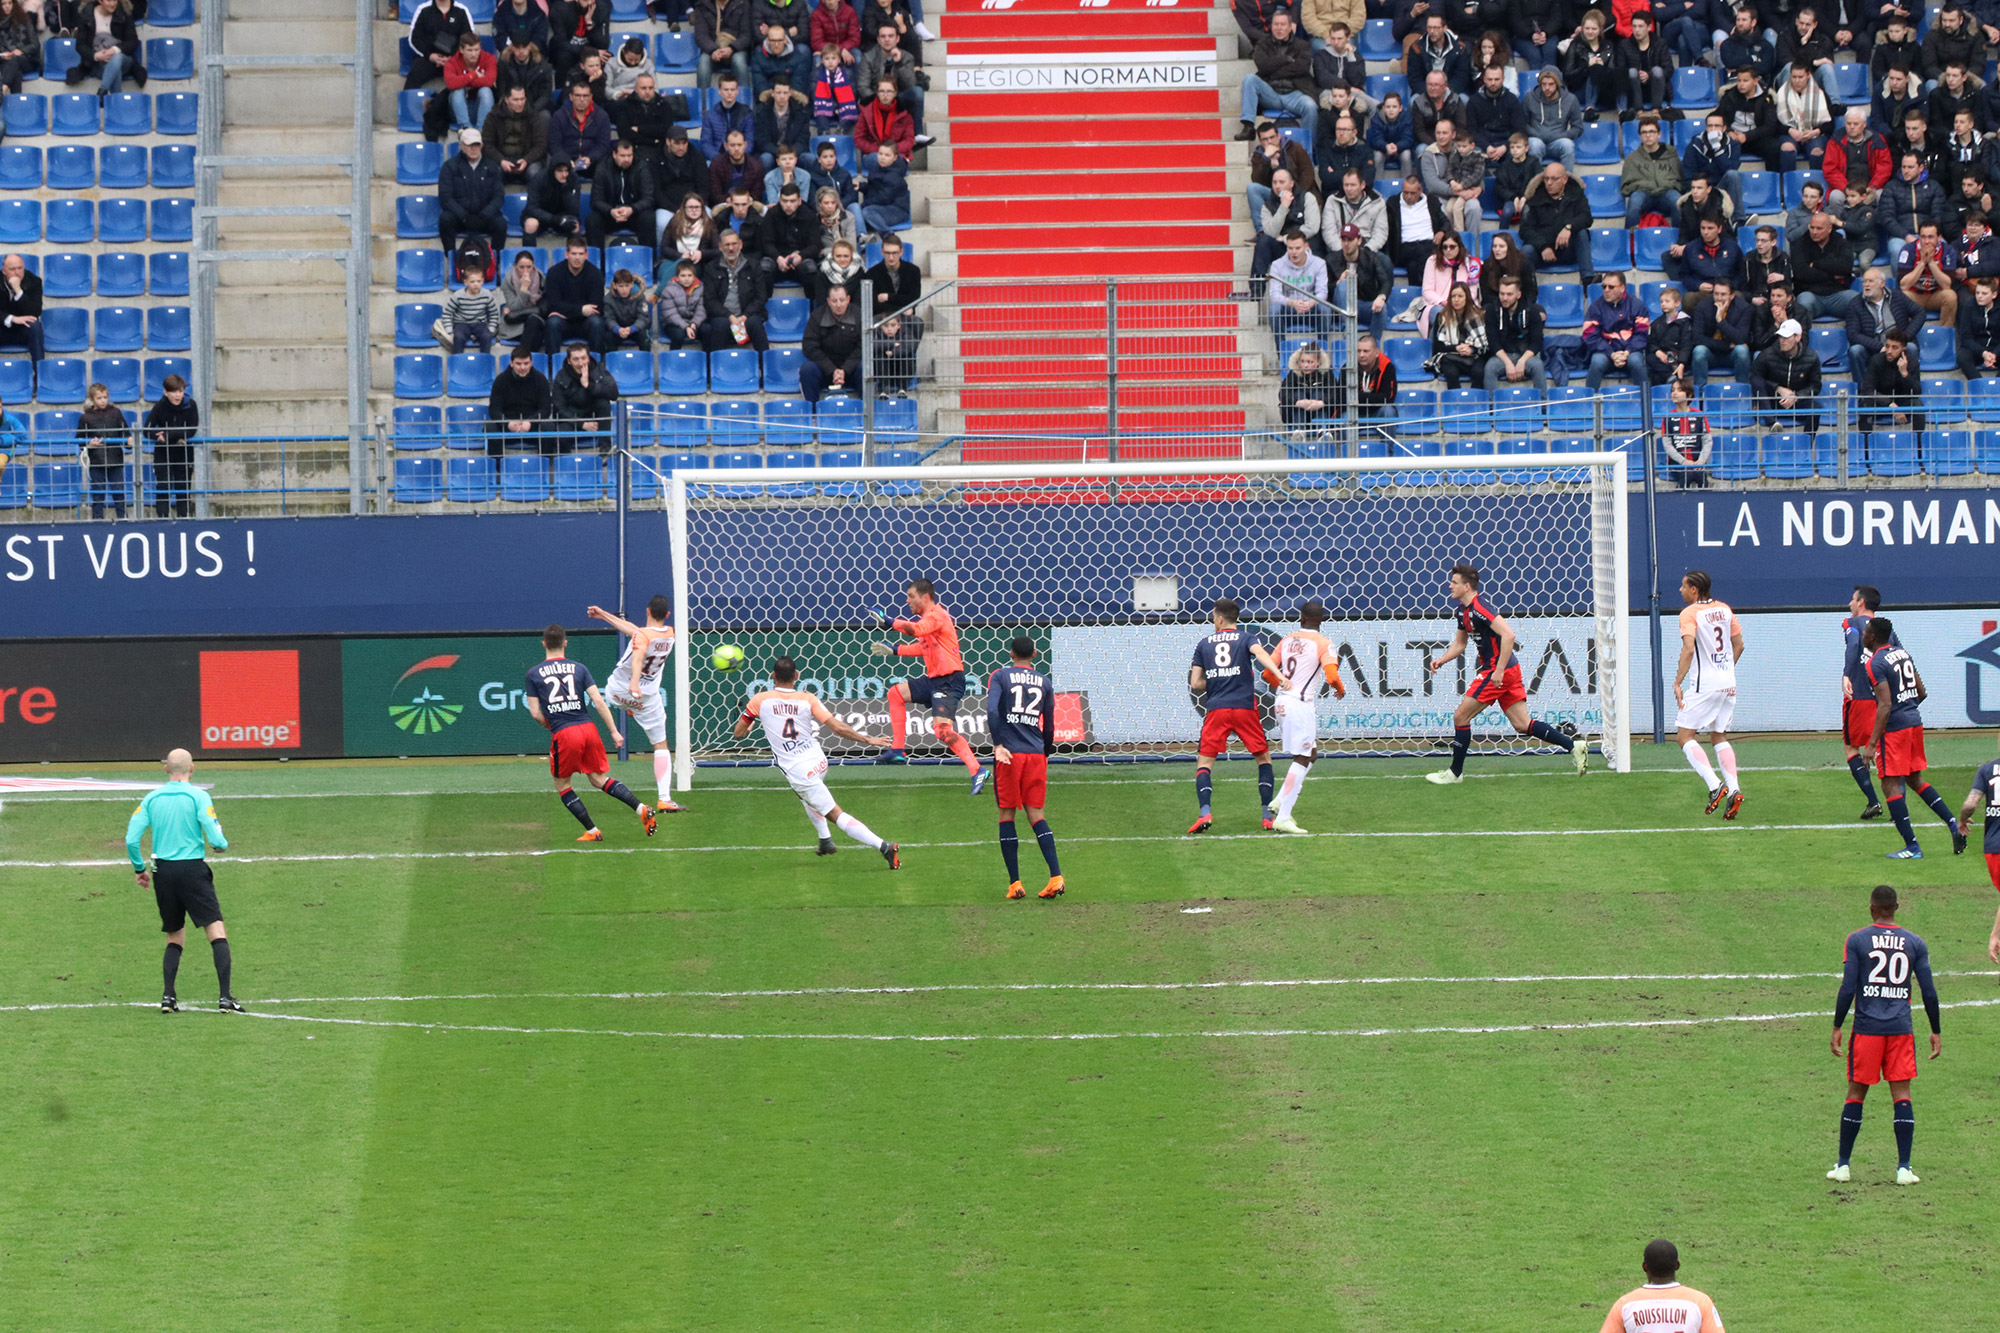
[
  {"left": 1526, "top": 718, "right": 1575, "bottom": 751},
  {"left": 999, "top": 820, "right": 1021, "bottom": 881},
  {"left": 1032, "top": 818, "right": 1061, "bottom": 875},
  {"left": 1451, "top": 726, "right": 1470, "bottom": 776},
  {"left": 1257, "top": 762, "right": 1274, "bottom": 811},
  {"left": 163, "top": 942, "right": 182, "bottom": 995},
  {"left": 211, "top": 938, "right": 232, "bottom": 998},
  {"left": 602, "top": 779, "right": 641, "bottom": 811},
  {"left": 1888, "top": 795, "right": 1916, "bottom": 847},
  {"left": 1912, "top": 781, "right": 1957, "bottom": 830},
  {"left": 1848, "top": 754, "right": 1879, "bottom": 803},
  {"left": 1838, "top": 1098, "right": 1864, "bottom": 1165},
  {"left": 1893, "top": 1098, "right": 1914, "bottom": 1169},
  {"left": 559, "top": 787, "right": 595, "bottom": 830},
  {"left": 1195, "top": 768, "right": 1213, "bottom": 816}
]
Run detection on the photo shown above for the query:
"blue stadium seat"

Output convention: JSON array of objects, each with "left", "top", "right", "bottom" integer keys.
[
  {"left": 711, "top": 399, "right": 763, "bottom": 448},
  {"left": 818, "top": 448, "right": 864, "bottom": 497},
  {"left": 155, "top": 92, "right": 197, "bottom": 136},
  {"left": 1439, "top": 388, "right": 1490, "bottom": 435},
  {"left": 150, "top": 197, "right": 194, "bottom": 243},
  {"left": 873, "top": 447, "right": 925, "bottom": 496},
  {"left": 91, "top": 357, "right": 142, "bottom": 403},
  {"left": 96, "top": 251, "right": 145, "bottom": 299},
  {"left": 101, "top": 145, "right": 150, "bottom": 189},
  {"left": 1809, "top": 326, "right": 1848, "bottom": 370},
  {"left": 3, "top": 94, "right": 45, "bottom": 136},
  {"left": 762, "top": 398, "right": 814, "bottom": 447},
  {"left": 93, "top": 306, "right": 144, "bottom": 354},
  {"left": 657, "top": 348, "right": 706, "bottom": 395},
  {"left": 1751, "top": 432, "right": 1808, "bottom": 479},
  {"left": 397, "top": 248, "right": 448, "bottom": 293},
  {"left": 1277, "top": 124, "right": 1313, "bottom": 157},
  {"left": 1540, "top": 283, "right": 1586, "bottom": 327},
  {"left": 45, "top": 143, "right": 93, "bottom": 190},
  {"left": 36, "top": 359, "right": 87, "bottom": 405},
  {"left": 1705, "top": 381, "right": 1752, "bottom": 429},
  {"left": 41, "top": 251, "right": 90, "bottom": 299},
  {"left": 1358, "top": 17, "right": 1399, "bottom": 61},
  {"left": 766, "top": 296, "right": 808, "bottom": 343},
  {"left": 1967, "top": 376, "right": 2000, "bottom": 423},
  {"left": 762, "top": 347, "right": 802, "bottom": 394},
  {"left": 502, "top": 192, "right": 526, "bottom": 234},
  {"left": 1633, "top": 227, "right": 1676, "bottom": 271},
  {"left": 39, "top": 306, "right": 87, "bottom": 354},
  {"left": 446, "top": 455, "right": 496, "bottom": 502},
  {"left": 605, "top": 349, "right": 654, "bottom": 395},
  {"left": 1574, "top": 119, "right": 1619, "bottom": 165},
  {"left": 1363, "top": 72, "right": 1408, "bottom": 106},
  {"left": 710, "top": 448, "right": 765, "bottom": 496},
  {"left": 553, "top": 453, "right": 605, "bottom": 502},
  {"left": 150, "top": 0, "right": 196, "bottom": 24},
  {"left": 655, "top": 32, "right": 699, "bottom": 73},
  {"left": 98, "top": 197, "right": 145, "bottom": 243},
  {"left": 604, "top": 244, "right": 651, "bottom": 277},
  {"left": 442, "top": 403, "right": 488, "bottom": 447},
  {"left": 1637, "top": 281, "right": 1670, "bottom": 317},
  {"left": 399, "top": 89, "right": 434, "bottom": 134},
  {"left": 762, "top": 448, "right": 816, "bottom": 497},
  {"left": 1778, "top": 170, "right": 1821, "bottom": 208},
  {"left": 394, "top": 354, "right": 445, "bottom": 399},
  {"left": 41, "top": 38, "right": 78, "bottom": 82},
  {"left": 500, "top": 454, "right": 550, "bottom": 502},
  {"left": 392, "top": 404, "right": 443, "bottom": 449},
  {"left": 1391, "top": 390, "right": 1438, "bottom": 436},
  {"left": 1832, "top": 62, "right": 1869, "bottom": 104},
  {"left": 1589, "top": 228, "right": 1631, "bottom": 272},
  {"left": 31, "top": 462, "right": 82, "bottom": 509},
  {"left": 446, "top": 353, "right": 496, "bottom": 399},
  {"left": 1921, "top": 377, "right": 1966, "bottom": 423},
  {"left": 0, "top": 451, "right": 24, "bottom": 507},
  {"left": 0, "top": 145, "right": 40, "bottom": 190},
  {"left": 1919, "top": 324, "right": 1956, "bottom": 371},
  {"left": 150, "top": 145, "right": 195, "bottom": 189},
  {"left": 149, "top": 251, "right": 190, "bottom": 297},
  {"left": 395, "top": 302, "right": 441, "bottom": 349},
  {"left": 626, "top": 451, "right": 663, "bottom": 502},
  {"left": 709, "top": 348, "right": 761, "bottom": 394},
  {"left": 1739, "top": 170, "right": 1779, "bottom": 213},
  {"left": 42, "top": 197, "right": 91, "bottom": 243},
  {"left": 1925, "top": 429, "right": 1973, "bottom": 475},
  {"left": 30, "top": 410, "right": 78, "bottom": 453},
  {"left": 816, "top": 395, "right": 863, "bottom": 447},
  {"left": 146, "top": 39, "right": 196, "bottom": 81},
  {"left": 1867, "top": 431, "right": 1922, "bottom": 476},
  {"left": 655, "top": 401, "right": 709, "bottom": 448},
  {"left": 147, "top": 306, "right": 191, "bottom": 352},
  {"left": 103, "top": 93, "right": 150, "bottom": 136},
  {"left": 1707, "top": 432, "right": 1760, "bottom": 480},
  {"left": 1544, "top": 385, "right": 1593, "bottom": 433},
  {"left": 1383, "top": 336, "right": 1429, "bottom": 382},
  {"left": 1672, "top": 66, "right": 1717, "bottom": 109},
  {"left": 0, "top": 198, "right": 37, "bottom": 244},
  {"left": 0, "top": 357, "right": 31, "bottom": 401},
  {"left": 140, "top": 357, "right": 189, "bottom": 403},
  {"left": 1582, "top": 174, "right": 1622, "bottom": 219},
  {"left": 397, "top": 194, "right": 441, "bottom": 239},
  {"left": 50, "top": 92, "right": 96, "bottom": 136},
  {"left": 876, "top": 395, "right": 919, "bottom": 445},
  {"left": 394, "top": 455, "right": 445, "bottom": 503},
  {"left": 1490, "top": 385, "right": 1543, "bottom": 433},
  {"left": 398, "top": 141, "right": 445, "bottom": 186},
  {"left": 1385, "top": 284, "right": 1422, "bottom": 329}
]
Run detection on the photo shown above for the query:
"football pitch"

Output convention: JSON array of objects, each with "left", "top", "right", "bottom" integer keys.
[{"left": 3, "top": 737, "right": 1998, "bottom": 1331}]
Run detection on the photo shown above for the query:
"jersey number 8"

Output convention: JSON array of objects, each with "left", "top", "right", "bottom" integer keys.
[{"left": 1213, "top": 642, "right": 1232, "bottom": 667}]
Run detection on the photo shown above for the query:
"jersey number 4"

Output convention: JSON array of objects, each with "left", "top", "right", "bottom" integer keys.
[
  {"left": 1867, "top": 949, "right": 1911, "bottom": 986},
  {"left": 1009, "top": 684, "right": 1044, "bottom": 714},
  {"left": 782, "top": 717, "right": 799, "bottom": 740}
]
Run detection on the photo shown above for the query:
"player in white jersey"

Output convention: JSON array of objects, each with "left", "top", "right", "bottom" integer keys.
[
  {"left": 1599, "top": 1240, "right": 1725, "bottom": 1333},
  {"left": 731, "top": 655, "right": 902, "bottom": 866},
  {"left": 588, "top": 596, "right": 685, "bottom": 812},
  {"left": 1249, "top": 600, "right": 1345, "bottom": 836},
  {"left": 1672, "top": 570, "right": 1747, "bottom": 819}
]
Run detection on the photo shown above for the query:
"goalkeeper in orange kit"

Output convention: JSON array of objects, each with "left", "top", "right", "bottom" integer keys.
[{"left": 871, "top": 578, "right": 987, "bottom": 794}]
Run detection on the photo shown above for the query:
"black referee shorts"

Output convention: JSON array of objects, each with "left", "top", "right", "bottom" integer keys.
[{"left": 153, "top": 858, "right": 223, "bottom": 934}]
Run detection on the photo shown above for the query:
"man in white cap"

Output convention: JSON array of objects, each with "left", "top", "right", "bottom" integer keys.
[
  {"left": 1750, "top": 316, "right": 1824, "bottom": 432},
  {"left": 437, "top": 125, "right": 508, "bottom": 253}
]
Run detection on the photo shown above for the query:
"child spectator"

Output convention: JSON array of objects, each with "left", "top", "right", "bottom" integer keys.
[
  {"left": 874, "top": 310, "right": 919, "bottom": 395},
  {"left": 76, "top": 382, "right": 128, "bottom": 520},
  {"left": 812, "top": 44, "right": 859, "bottom": 132},
  {"left": 1494, "top": 133, "right": 1543, "bottom": 230},
  {"left": 603, "top": 268, "right": 653, "bottom": 350},
  {"left": 813, "top": 140, "right": 857, "bottom": 207},
  {"left": 765, "top": 143, "right": 814, "bottom": 205},
  {"left": 657, "top": 259, "right": 706, "bottom": 347},
  {"left": 144, "top": 374, "right": 199, "bottom": 519},
  {"left": 607, "top": 35, "right": 654, "bottom": 100},
  {"left": 444, "top": 264, "right": 504, "bottom": 354},
  {"left": 1366, "top": 91, "right": 1415, "bottom": 183},
  {"left": 854, "top": 141, "right": 910, "bottom": 243}
]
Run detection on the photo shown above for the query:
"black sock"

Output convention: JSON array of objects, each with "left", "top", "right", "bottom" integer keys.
[
  {"left": 1195, "top": 768, "right": 1212, "bottom": 815},
  {"left": 211, "top": 938, "right": 232, "bottom": 998},
  {"left": 999, "top": 820, "right": 1020, "bottom": 881},
  {"left": 1912, "top": 781, "right": 1957, "bottom": 830},
  {"left": 1838, "top": 1098, "right": 1864, "bottom": 1165},
  {"left": 1888, "top": 795, "right": 1916, "bottom": 847},
  {"left": 163, "top": 942, "right": 182, "bottom": 995},
  {"left": 1848, "top": 754, "right": 1879, "bottom": 803},
  {"left": 1526, "top": 718, "right": 1575, "bottom": 751},
  {"left": 1032, "top": 818, "right": 1061, "bottom": 875},
  {"left": 1451, "top": 725, "right": 1471, "bottom": 776},
  {"left": 602, "top": 778, "right": 641, "bottom": 811},
  {"left": 559, "top": 787, "right": 595, "bottom": 830},
  {"left": 1257, "top": 762, "right": 1274, "bottom": 811},
  {"left": 1893, "top": 1098, "right": 1914, "bottom": 1169}
]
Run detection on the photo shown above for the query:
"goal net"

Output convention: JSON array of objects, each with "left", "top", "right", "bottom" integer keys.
[{"left": 667, "top": 455, "right": 1629, "bottom": 789}]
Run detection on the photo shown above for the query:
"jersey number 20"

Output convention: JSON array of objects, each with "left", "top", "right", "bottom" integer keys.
[{"left": 1867, "top": 948, "right": 1911, "bottom": 986}]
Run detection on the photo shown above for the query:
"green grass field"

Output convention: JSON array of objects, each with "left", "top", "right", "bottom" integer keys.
[{"left": 4, "top": 737, "right": 1999, "bottom": 1331}]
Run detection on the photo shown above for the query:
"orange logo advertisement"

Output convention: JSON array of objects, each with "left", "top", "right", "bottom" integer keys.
[{"left": 199, "top": 649, "right": 302, "bottom": 750}]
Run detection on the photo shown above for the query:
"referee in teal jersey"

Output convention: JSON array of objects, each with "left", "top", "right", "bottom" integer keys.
[{"left": 126, "top": 748, "right": 241, "bottom": 1014}]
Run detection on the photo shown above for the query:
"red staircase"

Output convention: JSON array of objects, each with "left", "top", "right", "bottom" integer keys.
[{"left": 937, "top": 0, "right": 1247, "bottom": 480}]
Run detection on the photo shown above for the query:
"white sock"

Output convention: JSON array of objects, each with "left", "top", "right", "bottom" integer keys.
[
  {"left": 835, "top": 811, "right": 884, "bottom": 850},
  {"left": 806, "top": 809, "right": 831, "bottom": 838},
  {"left": 1274, "top": 762, "right": 1308, "bottom": 819},
  {"left": 1715, "top": 742, "right": 1739, "bottom": 791},
  {"left": 1681, "top": 739, "right": 1719, "bottom": 791},
  {"left": 652, "top": 748, "right": 671, "bottom": 796}
]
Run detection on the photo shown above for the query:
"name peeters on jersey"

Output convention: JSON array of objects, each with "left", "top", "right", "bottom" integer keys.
[
  {"left": 1837, "top": 923, "right": 1939, "bottom": 1035},
  {"left": 986, "top": 665, "right": 1055, "bottom": 754},
  {"left": 1193, "top": 627, "right": 1259, "bottom": 710},
  {"left": 525, "top": 657, "right": 597, "bottom": 733},
  {"left": 1864, "top": 645, "right": 1924, "bottom": 731}
]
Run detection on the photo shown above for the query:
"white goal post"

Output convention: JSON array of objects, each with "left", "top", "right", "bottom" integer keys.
[{"left": 667, "top": 454, "right": 1630, "bottom": 789}]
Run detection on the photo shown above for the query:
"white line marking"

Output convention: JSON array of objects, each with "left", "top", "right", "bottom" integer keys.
[{"left": 1180, "top": 907, "right": 1214, "bottom": 914}]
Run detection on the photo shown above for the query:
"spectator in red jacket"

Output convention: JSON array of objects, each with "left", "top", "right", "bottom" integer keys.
[
  {"left": 810, "top": 0, "right": 861, "bottom": 66},
  {"left": 1824, "top": 107, "right": 1892, "bottom": 214},
  {"left": 854, "top": 76, "right": 915, "bottom": 158},
  {"left": 442, "top": 31, "right": 498, "bottom": 136}
]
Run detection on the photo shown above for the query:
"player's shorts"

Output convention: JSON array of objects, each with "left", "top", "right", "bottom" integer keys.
[
  {"left": 153, "top": 857, "right": 222, "bottom": 934},
  {"left": 549, "top": 722, "right": 608, "bottom": 779},
  {"left": 1877, "top": 725, "right": 1927, "bottom": 779},
  {"left": 1843, "top": 697, "right": 1878, "bottom": 748},
  {"left": 1848, "top": 1031, "right": 1918, "bottom": 1085},
  {"left": 996, "top": 752, "right": 1049, "bottom": 810},
  {"left": 1675, "top": 686, "right": 1736, "bottom": 734},
  {"left": 907, "top": 669, "right": 967, "bottom": 719},
  {"left": 611, "top": 689, "right": 666, "bottom": 746},
  {"left": 1986, "top": 852, "right": 2000, "bottom": 892},
  {"left": 1200, "top": 706, "right": 1268, "bottom": 757},
  {"left": 1274, "top": 694, "right": 1319, "bottom": 756},
  {"left": 1466, "top": 662, "right": 1527, "bottom": 710},
  {"left": 783, "top": 757, "right": 837, "bottom": 817}
]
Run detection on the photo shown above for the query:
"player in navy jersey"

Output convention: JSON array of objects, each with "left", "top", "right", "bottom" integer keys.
[
  {"left": 1839, "top": 584, "right": 1893, "bottom": 820},
  {"left": 1186, "top": 598, "right": 1275, "bottom": 834},
  {"left": 1829, "top": 885, "right": 1941, "bottom": 1186},
  {"left": 986, "top": 637, "right": 1064, "bottom": 900},
  {"left": 1957, "top": 733, "right": 2000, "bottom": 963},
  {"left": 524, "top": 623, "right": 658, "bottom": 842},
  {"left": 1425, "top": 563, "right": 1586, "bottom": 784},
  {"left": 1861, "top": 618, "right": 1967, "bottom": 860}
]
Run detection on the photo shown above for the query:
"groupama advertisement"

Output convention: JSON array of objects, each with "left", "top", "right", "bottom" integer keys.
[{"left": 339, "top": 634, "right": 622, "bottom": 758}]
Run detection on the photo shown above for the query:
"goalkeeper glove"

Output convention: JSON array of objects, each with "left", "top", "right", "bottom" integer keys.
[
  {"left": 869, "top": 641, "right": 895, "bottom": 656},
  {"left": 869, "top": 607, "right": 896, "bottom": 630}
]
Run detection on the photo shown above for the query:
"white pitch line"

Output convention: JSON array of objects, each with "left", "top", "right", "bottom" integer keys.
[{"left": 0, "top": 820, "right": 1914, "bottom": 870}]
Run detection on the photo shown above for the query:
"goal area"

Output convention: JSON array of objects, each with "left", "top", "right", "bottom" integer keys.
[{"left": 666, "top": 456, "right": 1630, "bottom": 789}]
